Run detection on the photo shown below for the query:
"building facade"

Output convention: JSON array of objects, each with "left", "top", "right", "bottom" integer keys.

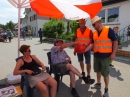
[{"left": 21, "top": 8, "right": 50, "bottom": 36}]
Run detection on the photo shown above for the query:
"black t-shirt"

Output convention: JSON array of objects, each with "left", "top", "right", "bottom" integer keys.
[{"left": 92, "top": 28, "right": 117, "bottom": 58}]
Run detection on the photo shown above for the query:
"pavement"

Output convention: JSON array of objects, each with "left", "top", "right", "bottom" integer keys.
[{"left": 0, "top": 37, "right": 130, "bottom": 97}]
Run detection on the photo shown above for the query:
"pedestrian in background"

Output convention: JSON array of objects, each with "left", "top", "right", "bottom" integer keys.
[
  {"left": 6, "top": 29, "right": 12, "bottom": 42},
  {"left": 21, "top": 29, "right": 26, "bottom": 41},
  {"left": 109, "top": 26, "right": 119, "bottom": 67},
  {"left": 38, "top": 28, "right": 43, "bottom": 44},
  {"left": 28, "top": 29, "right": 32, "bottom": 40}
]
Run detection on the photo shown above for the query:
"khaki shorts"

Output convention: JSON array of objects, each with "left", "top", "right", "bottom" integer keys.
[{"left": 94, "top": 57, "right": 110, "bottom": 77}]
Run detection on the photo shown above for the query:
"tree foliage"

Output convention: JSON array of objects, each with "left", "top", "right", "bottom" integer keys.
[
  {"left": 42, "top": 19, "right": 65, "bottom": 38},
  {"left": 69, "top": 20, "right": 79, "bottom": 33},
  {"left": 0, "top": 21, "right": 15, "bottom": 30}
]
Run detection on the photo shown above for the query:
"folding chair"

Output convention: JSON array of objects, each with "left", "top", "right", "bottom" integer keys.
[
  {"left": 47, "top": 52, "right": 70, "bottom": 92},
  {"left": 15, "top": 57, "right": 49, "bottom": 97}
]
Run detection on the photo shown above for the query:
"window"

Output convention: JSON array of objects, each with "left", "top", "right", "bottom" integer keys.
[
  {"left": 98, "top": 10, "right": 105, "bottom": 23},
  {"left": 30, "top": 17, "right": 31, "bottom": 22},
  {"left": 98, "top": 7, "right": 119, "bottom": 24},
  {"left": 107, "top": 8, "right": 119, "bottom": 22}
]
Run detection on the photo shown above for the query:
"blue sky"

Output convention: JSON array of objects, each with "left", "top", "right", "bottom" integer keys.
[{"left": 0, "top": 0, "right": 25, "bottom": 24}]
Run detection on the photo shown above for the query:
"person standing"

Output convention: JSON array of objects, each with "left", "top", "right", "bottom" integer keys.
[
  {"left": 74, "top": 19, "right": 93, "bottom": 80},
  {"left": 38, "top": 28, "right": 43, "bottom": 44},
  {"left": 28, "top": 29, "right": 32, "bottom": 40},
  {"left": 113, "top": 26, "right": 119, "bottom": 39},
  {"left": 109, "top": 26, "right": 119, "bottom": 67},
  {"left": 6, "top": 29, "right": 12, "bottom": 42},
  {"left": 21, "top": 29, "right": 26, "bottom": 41},
  {"left": 85, "top": 16, "right": 118, "bottom": 97}
]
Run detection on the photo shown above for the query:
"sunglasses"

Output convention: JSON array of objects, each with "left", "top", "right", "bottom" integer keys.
[
  {"left": 92, "top": 23, "right": 96, "bottom": 27},
  {"left": 26, "top": 50, "right": 31, "bottom": 52}
]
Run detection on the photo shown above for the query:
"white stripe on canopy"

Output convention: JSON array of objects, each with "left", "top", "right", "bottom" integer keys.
[
  {"left": 51, "top": 0, "right": 101, "bottom": 5},
  {"left": 51, "top": 0, "right": 90, "bottom": 20}
]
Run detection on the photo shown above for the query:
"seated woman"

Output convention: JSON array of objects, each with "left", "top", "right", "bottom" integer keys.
[{"left": 13, "top": 45, "right": 57, "bottom": 97}]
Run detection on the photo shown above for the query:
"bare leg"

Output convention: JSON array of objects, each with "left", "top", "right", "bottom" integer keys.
[
  {"left": 44, "top": 76, "right": 57, "bottom": 97},
  {"left": 104, "top": 76, "right": 109, "bottom": 89},
  {"left": 66, "top": 63, "right": 82, "bottom": 78},
  {"left": 69, "top": 71, "right": 75, "bottom": 88},
  {"left": 35, "top": 82, "right": 49, "bottom": 97},
  {"left": 97, "top": 72, "right": 101, "bottom": 83},
  {"left": 86, "top": 64, "right": 91, "bottom": 76},
  {"left": 79, "top": 62, "right": 84, "bottom": 72}
]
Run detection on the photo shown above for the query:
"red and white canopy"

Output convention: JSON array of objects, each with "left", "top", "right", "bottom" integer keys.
[{"left": 31, "top": 0, "right": 102, "bottom": 20}]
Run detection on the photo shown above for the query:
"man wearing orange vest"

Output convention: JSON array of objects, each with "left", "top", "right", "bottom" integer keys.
[
  {"left": 85, "top": 16, "right": 118, "bottom": 97},
  {"left": 74, "top": 19, "right": 94, "bottom": 81}
]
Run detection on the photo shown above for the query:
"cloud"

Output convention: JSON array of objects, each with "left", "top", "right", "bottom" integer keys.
[{"left": 0, "top": 1, "right": 25, "bottom": 24}]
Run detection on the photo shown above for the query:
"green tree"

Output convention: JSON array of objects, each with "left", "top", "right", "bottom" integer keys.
[
  {"left": 0, "top": 24, "right": 6, "bottom": 29},
  {"left": 5, "top": 21, "right": 15, "bottom": 30},
  {"left": 43, "top": 18, "right": 65, "bottom": 38},
  {"left": 69, "top": 20, "right": 79, "bottom": 33},
  {"left": 66, "top": 21, "right": 70, "bottom": 34}
]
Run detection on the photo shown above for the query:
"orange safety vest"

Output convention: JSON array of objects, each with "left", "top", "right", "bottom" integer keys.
[
  {"left": 76, "top": 28, "right": 91, "bottom": 45},
  {"left": 93, "top": 26, "right": 112, "bottom": 53}
]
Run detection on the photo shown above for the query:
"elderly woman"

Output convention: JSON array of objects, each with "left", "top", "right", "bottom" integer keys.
[{"left": 13, "top": 45, "right": 57, "bottom": 97}]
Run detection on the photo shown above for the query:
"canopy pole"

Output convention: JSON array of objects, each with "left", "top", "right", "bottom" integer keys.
[{"left": 18, "top": 1, "right": 21, "bottom": 57}]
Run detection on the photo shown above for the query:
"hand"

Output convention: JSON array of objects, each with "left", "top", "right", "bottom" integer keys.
[
  {"left": 109, "top": 53, "right": 115, "bottom": 61},
  {"left": 42, "top": 66, "right": 46, "bottom": 71},
  {"left": 25, "top": 70, "right": 34, "bottom": 75},
  {"left": 66, "top": 57, "right": 71, "bottom": 62},
  {"left": 74, "top": 51, "right": 76, "bottom": 56},
  {"left": 73, "top": 41, "right": 78, "bottom": 45}
]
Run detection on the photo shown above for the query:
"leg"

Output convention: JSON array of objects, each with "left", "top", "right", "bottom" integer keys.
[
  {"left": 69, "top": 71, "right": 80, "bottom": 97},
  {"left": 77, "top": 53, "right": 84, "bottom": 72},
  {"left": 69, "top": 71, "right": 75, "bottom": 88},
  {"left": 40, "top": 36, "right": 42, "bottom": 43},
  {"left": 104, "top": 76, "right": 109, "bottom": 89},
  {"left": 66, "top": 63, "right": 82, "bottom": 78},
  {"left": 79, "top": 62, "right": 84, "bottom": 72},
  {"left": 86, "top": 65, "right": 91, "bottom": 76},
  {"left": 101, "top": 57, "right": 110, "bottom": 89},
  {"left": 84, "top": 51, "right": 91, "bottom": 77},
  {"left": 35, "top": 82, "right": 49, "bottom": 97},
  {"left": 44, "top": 76, "right": 57, "bottom": 97},
  {"left": 97, "top": 72, "right": 101, "bottom": 83}
]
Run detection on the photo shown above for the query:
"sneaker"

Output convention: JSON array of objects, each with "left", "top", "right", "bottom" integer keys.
[
  {"left": 91, "top": 83, "right": 101, "bottom": 89},
  {"left": 103, "top": 89, "right": 109, "bottom": 97},
  {"left": 86, "top": 75, "right": 91, "bottom": 79},
  {"left": 82, "top": 77, "right": 95, "bottom": 84},
  {"left": 71, "top": 89, "right": 80, "bottom": 97}
]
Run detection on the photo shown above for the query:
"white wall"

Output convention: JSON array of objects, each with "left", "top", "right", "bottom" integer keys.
[
  {"left": 122, "top": 44, "right": 130, "bottom": 51},
  {"left": 86, "top": 0, "right": 130, "bottom": 31},
  {"left": 102, "top": 0, "right": 130, "bottom": 30},
  {"left": 21, "top": 18, "right": 27, "bottom": 28}
]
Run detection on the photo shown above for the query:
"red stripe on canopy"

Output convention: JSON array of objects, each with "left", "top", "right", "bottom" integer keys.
[
  {"left": 30, "top": 0, "right": 64, "bottom": 18},
  {"left": 75, "top": 2, "right": 102, "bottom": 19}
]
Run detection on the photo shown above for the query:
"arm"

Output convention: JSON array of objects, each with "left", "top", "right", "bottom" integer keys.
[
  {"left": 112, "top": 41, "right": 118, "bottom": 54},
  {"left": 85, "top": 43, "right": 94, "bottom": 52},
  {"left": 32, "top": 55, "right": 46, "bottom": 71},
  {"left": 13, "top": 59, "right": 27, "bottom": 75},
  {"left": 58, "top": 42, "right": 77, "bottom": 50},
  {"left": 108, "top": 28, "right": 118, "bottom": 60}
]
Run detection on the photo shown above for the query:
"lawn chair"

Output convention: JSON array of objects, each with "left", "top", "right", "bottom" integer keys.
[
  {"left": 47, "top": 52, "right": 70, "bottom": 92},
  {"left": 15, "top": 57, "right": 49, "bottom": 97}
]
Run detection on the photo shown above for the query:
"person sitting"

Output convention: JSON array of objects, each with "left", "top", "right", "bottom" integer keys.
[
  {"left": 51, "top": 40, "right": 95, "bottom": 97},
  {"left": 13, "top": 45, "right": 57, "bottom": 97}
]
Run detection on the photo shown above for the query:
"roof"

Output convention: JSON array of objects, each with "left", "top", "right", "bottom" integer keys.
[{"left": 102, "top": 0, "right": 128, "bottom": 6}]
